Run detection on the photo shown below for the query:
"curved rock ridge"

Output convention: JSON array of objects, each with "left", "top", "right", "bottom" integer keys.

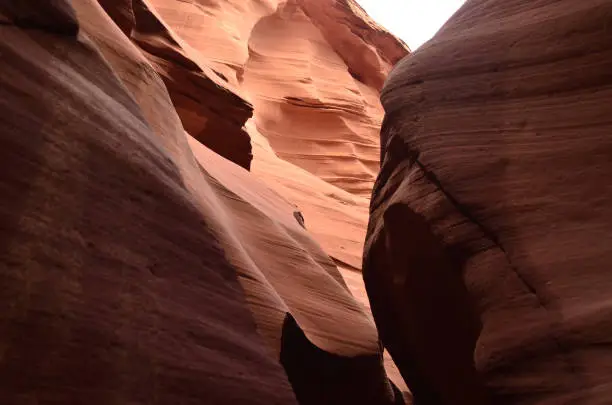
[
  {"left": 146, "top": 0, "right": 409, "bottom": 197},
  {"left": 246, "top": 117, "right": 409, "bottom": 397},
  {"left": 98, "top": 0, "right": 254, "bottom": 170},
  {"left": 365, "top": 0, "right": 612, "bottom": 404},
  {"left": 298, "top": 0, "right": 409, "bottom": 91},
  {"left": 121, "top": 0, "right": 409, "bottom": 393},
  {"left": 0, "top": 0, "right": 406, "bottom": 404}
]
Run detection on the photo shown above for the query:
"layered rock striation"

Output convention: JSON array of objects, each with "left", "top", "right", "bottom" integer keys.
[
  {"left": 0, "top": 0, "right": 409, "bottom": 404},
  {"left": 365, "top": 1, "right": 612, "bottom": 404},
  {"left": 118, "top": 0, "right": 410, "bottom": 392},
  {"left": 146, "top": 0, "right": 408, "bottom": 197}
]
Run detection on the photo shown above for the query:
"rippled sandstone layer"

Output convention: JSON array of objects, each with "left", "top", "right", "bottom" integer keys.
[
  {"left": 365, "top": 1, "right": 612, "bottom": 404},
  {"left": 0, "top": 0, "right": 409, "bottom": 403}
]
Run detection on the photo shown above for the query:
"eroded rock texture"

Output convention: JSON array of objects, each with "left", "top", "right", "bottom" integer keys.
[
  {"left": 0, "top": 0, "right": 407, "bottom": 404},
  {"left": 115, "top": 0, "right": 409, "bottom": 393},
  {"left": 146, "top": 0, "right": 408, "bottom": 197},
  {"left": 89, "top": 7, "right": 410, "bottom": 387},
  {"left": 365, "top": 1, "right": 612, "bottom": 404},
  {"left": 99, "top": 0, "right": 255, "bottom": 170}
]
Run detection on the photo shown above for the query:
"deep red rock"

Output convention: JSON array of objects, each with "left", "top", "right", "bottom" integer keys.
[
  {"left": 0, "top": 0, "right": 407, "bottom": 404},
  {"left": 133, "top": 0, "right": 409, "bottom": 392},
  {"left": 0, "top": 2, "right": 293, "bottom": 403},
  {"left": 365, "top": 1, "right": 612, "bottom": 404}
]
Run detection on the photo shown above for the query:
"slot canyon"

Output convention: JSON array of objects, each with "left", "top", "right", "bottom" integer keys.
[{"left": 0, "top": 0, "right": 611, "bottom": 404}]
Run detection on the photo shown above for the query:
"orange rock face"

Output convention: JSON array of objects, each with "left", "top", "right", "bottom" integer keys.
[
  {"left": 0, "top": 0, "right": 408, "bottom": 404},
  {"left": 146, "top": 0, "right": 407, "bottom": 197},
  {"left": 93, "top": 3, "right": 408, "bottom": 346},
  {"left": 99, "top": 0, "right": 255, "bottom": 170},
  {"left": 365, "top": 1, "right": 612, "bottom": 404},
  {"left": 117, "top": 0, "right": 410, "bottom": 394}
]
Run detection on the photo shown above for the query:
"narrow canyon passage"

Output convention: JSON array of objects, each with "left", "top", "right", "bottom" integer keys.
[{"left": 1, "top": 0, "right": 611, "bottom": 405}]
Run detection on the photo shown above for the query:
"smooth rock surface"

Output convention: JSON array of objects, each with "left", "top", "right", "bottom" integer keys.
[
  {"left": 0, "top": 0, "right": 407, "bottom": 403},
  {"left": 365, "top": 1, "right": 612, "bottom": 404},
  {"left": 133, "top": 0, "right": 409, "bottom": 393},
  {"left": 0, "top": 1, "right": 294, "bottom": 403},
  {"left": 98, "top": 0, "right": 255, "bottom": 170},
  {"left": 147, "top": 0, "right": 408, "bottom": 196}
]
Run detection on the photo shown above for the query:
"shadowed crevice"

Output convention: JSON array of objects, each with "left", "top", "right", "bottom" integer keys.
[
  {"left": 0, "top": 0, "right": 79, "bottom": 36},
  {"left": 364, "top": 202, "right": 488, "bottom": 405},
  {"left": 280, "top": 313, "right": 404, "bottom": 405}
]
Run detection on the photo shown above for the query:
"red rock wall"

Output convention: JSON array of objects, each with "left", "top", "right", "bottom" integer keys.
[
  {"left": 0, "top": 0, "right": 408, "bottom": 403},
  {"left": 147, "top": 0, "right": 407, "bottom": 197},
  {"left": 365, "top": 1, "right": 612, "bottom": 404},
  {"left": 0, "top": 2, "right": 293, "bottom": 403},
  {"left": 132, "top": 0, "right": 409, "bottom": 393},
  {"left": 99, "top": 0, "right": 255, "bottom": 170}
]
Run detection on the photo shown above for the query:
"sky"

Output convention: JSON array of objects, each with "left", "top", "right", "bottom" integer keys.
[{"left": 356, "top": 0, "right": 466, "bottom": 50}]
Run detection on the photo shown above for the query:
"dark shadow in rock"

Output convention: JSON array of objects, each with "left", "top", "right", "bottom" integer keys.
[
  {"left": 293, "top": 210, "right": 306, "bottom": 229},
  {"left": 364, "top": 202, "right": 488, "bottom": 405},
  {"left": 0, "top": 0, "right": 79, "bottom": 36},
  {"left": 280, "top": 313, "right": 404, "bottom": 405}
]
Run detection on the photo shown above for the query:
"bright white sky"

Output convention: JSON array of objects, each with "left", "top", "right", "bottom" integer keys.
[{"left": 356, "top": 0, "right": 466, "bottom": 50}]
